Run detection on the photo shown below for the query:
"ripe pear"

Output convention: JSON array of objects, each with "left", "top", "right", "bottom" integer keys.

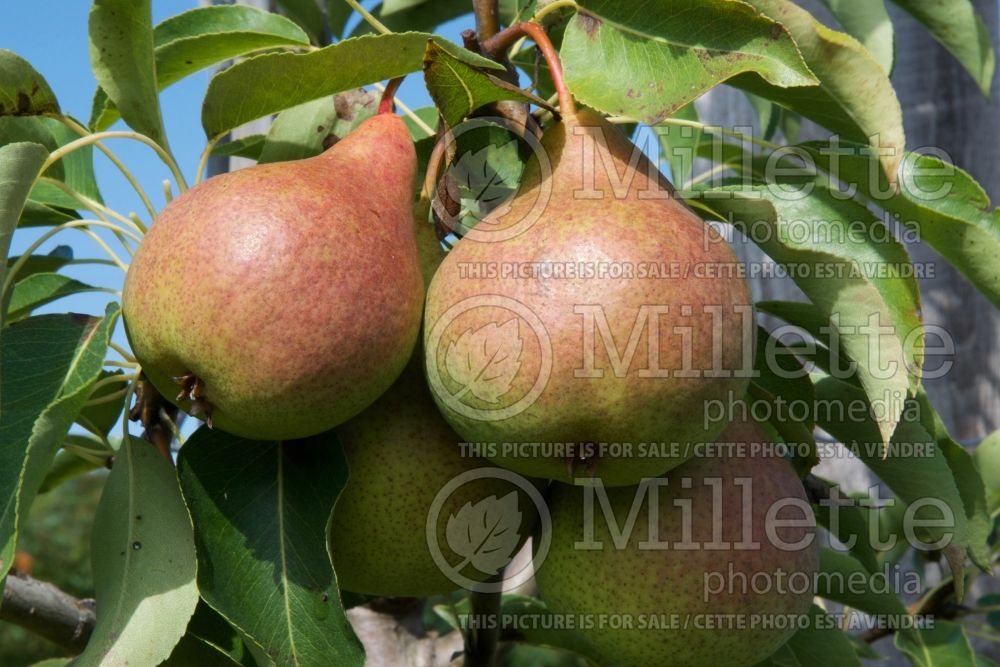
[
  {"left": 423, "top": 109, "right": 752, "bottom": 485},
  {"left": 330, "top": 216, "right": 537, "bottom": 597},
  {"left": 534, "top": 418, "right": 819, "bottom": 667},
  {"left": 122, "top": 113, "right": 424, "bottom": 440}
]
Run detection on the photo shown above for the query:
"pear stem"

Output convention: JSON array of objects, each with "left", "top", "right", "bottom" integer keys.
[
  {"left": 482, "top": 22, "right": 576, "bottom": 116},
  {"left": 378, "top": 77, "right": 405, "bottom": 115}
]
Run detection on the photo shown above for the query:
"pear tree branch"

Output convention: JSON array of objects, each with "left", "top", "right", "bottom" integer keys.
[{"left": 0, "top": 571, "right": 96, "bottom": 653}]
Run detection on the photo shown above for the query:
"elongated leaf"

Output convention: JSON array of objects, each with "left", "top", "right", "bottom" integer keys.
[
  {"left": 177, "top": 429, "right": 364, "bottom": 667},
  {"left": 91, "top": 6, "right": 310, "bottom": 131},
  {"left": 817, "top": 0, "right": 894, "bottom": 73},
  {"left": 89, "top": 0, "right": 166, "bottom": 147},
  {"left": 0, "top": 304, "right": 118, "bottom": 590},
  {"left": 802, "top": 143, "right": 1000, "bottom": 310},
  {"left": 654, "top": 103, "right": 700, "bottom": 187},
  {"left": 37, "top": 440, "right": 106, "bottom": 494},
  {"left": 76, "top": 435, "right": 198, "bottom": 666},
  {"left": 699, "top": 185, "right": 922, "bottom": 442},
  {"left": 5, "top": 245, "right": 74, "bottom": 282},
  {"left": 327, "top": 0, "right": 353, "bottom": 40},
  {"left": 0, "top": 117, "right": 64, "bottom": 181},
  {"left": 816, "top": 548, "right": 908, "bottom": 617},
  {"left": 913, "top": 388, "right": 991, "bottom": 571},
  {"left": 813, "top": 374, "right": 971, "bottom": 556},
  {"left": 973, "top": 428, "right": 1000, "bottom": 513},
  {"left": 423, "top": 41, "right": 550, "bottom": 128},
  {"left": 274, "top": 0, "right": 326, "bottom": 44},
  {"left": 757, "top": 605, "right": 861, "bottom": 666},
  {"left": 258, "top": 97, "right": 339, "bottom": 164},
  {"left": 889, "top": 0, "right": 995, "bottom": 95},
  {"left": 351, "top": 0, "right": 471, "bottom": 37},
  {"left": 559, "top": 0, "right": 817, "bottom": 125},
  {"left": 211, "top": 134, "right": 266, "bottom": 161},
  {"left": 895, "top": 621, "right": 979, "bottom": 667},
  {"left": 202, "top": 32, "right": 501, "bottom": 138},
  {"left": 810, "top": 477, "right": 881, "bottom": 573},
  {"left": 7, "top": 272, "right": 103, "bottom": 321},
  {"left": 0, "top": 49, "right": 59, "bottom": 116},
  {"left": 18, "top": 201, "right": 79, "bottom": 228},
  {"left": 734, "top": 0, "right": 905, "bottom": 181},
  {"left": 0, "top": 142, "right": 48, "bottom": 314}
]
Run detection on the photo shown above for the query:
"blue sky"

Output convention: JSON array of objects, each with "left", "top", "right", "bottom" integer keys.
[{"left": 1, "top": 0, "right": 448, "bottom": 329}]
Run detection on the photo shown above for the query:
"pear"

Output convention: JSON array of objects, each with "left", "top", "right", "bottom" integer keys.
[
  {"left": 122, "top": 113, "right": 424, "bottom": 440},
  {"left": 330, "top": 214, "right": 538, "bottom": 597},
  {"left": 423, "top": 109, "right": 752, "bottom": 485},
  {"left": 535, "top": 418, "right": 819, "bottom": 667}
]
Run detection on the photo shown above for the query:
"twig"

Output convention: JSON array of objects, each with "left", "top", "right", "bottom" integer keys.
[
  {"left": 0, "top": 570, "right": 96, "bottom": 653},
  {"left": 481, "top": 22, "right": 575, "bottom": 115},
  {"left": 465, "top": 589, "right": 502, "bottom": 667}
]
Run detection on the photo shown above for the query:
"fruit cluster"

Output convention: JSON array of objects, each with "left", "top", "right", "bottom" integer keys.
[{"left": 122, "top": 90, "right": 817, "bottom": 667}]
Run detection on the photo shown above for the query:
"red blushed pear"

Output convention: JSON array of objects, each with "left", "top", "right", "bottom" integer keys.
[
  {"left": 423, "top": 27, "right": 752, "bottom": 485},
  {"left": 122, "top": 96, "right": 424, "bottom": 440}
]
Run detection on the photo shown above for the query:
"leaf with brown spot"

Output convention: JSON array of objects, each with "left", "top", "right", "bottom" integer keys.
[{"left": 0, "top": 49, "right": 59, "bottom": 116}]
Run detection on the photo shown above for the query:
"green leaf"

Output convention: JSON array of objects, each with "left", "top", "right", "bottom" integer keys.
[
  {"left": 76, "top": 369, "right": 128, "bottom": 440},
  {"left": 895, "top": 621, "right": 979, "bottom": 667},
  {"left": 162, "top": 635, "right": 242, "bottom": 667},
  {"left": 258, "top": 97, "right": 339, "bottom": 164},
  {"left": 801, "top": 143, "right": 1000, "bottom": 310},
  {"left": 182, "top": 601, "right": 257, "bottom": 667},
  {"left": 912, "top": 388, "right": 991, "bottom": 572},
  {"left": 816, "top": 548, "right": 908, "bottom": 617},
  {"left": 734, "top": 0, "right": 905, "bottom": 181},
  {"left": 37, "top": 440, "right": 106, "bottom": 494},
  {"left": 817, "top": 0, "right": 894, "bottom": 74},
  {"left": 202, "top": 32, "right": 499, "bottom": 139},
  {"left": 7, "top": 272, "right": 104, "bottom": 321},
  {"left": 559, "top": 0, "right": 817, "bottom": 125},
  {"left": 423, "top": 41, "right": 551, "bottom": 128},
  {"left": 973, "top": 428, "right": 1000, "bottom": 513},
  {"left": 889, "top": 0, "right": 995, "bottom": 96},
  {"left": 76, "top": 435, "right": 198, "bottom": 666},
  {"left": 0, "top": 117, "right": 64, "bottom": 181},
  {"left": 813, "top": 374, "right": 971, "bottom": 556},
  {"left": 274, "top": 0, "right": 326, "bottom": 44},
  {"left": 383, "top": 0, "right": 429, "bottom": 13},
  {"left": 351, "top": 0, "right": 471, "bottom": 36},
  {"left": 402, "top": 106, "right": 437, "bottom": 140},
  {"left": 91, "top": 5, "right": 310, "bottom": 132},
  {"left": 750, "top": 326, "right": 817, "bottom": 475},
  {"left": 499, "top": 0, "right": 538, "bottom": 25},
  {"left": 809, "top": 478, "right": 881, "bottom": 573},
  {"left": 654, "top": 103, "right": 700, "bottom": 186},
  {"left": 44, "top": 118, "right": 103, "bottom": 203},
  {"left": 177, "top": 429, "right": 364, "bottom": 667},
  {"left": 88, "top": 0, "right": 167, "bottom": 147},
  {"left": 327, "top": 0, "right": 353, "bottom": 40},
  {"left": 0, "top": 304, "right": 118, "bottom": 591},
  {"left": 758, "top": 606, "right": 862, "bottom": 666},
  {"left": 211, "top": 134, "right": 266, "bottom": 161},
  {"left": 18, "top": 201, "right": 80, "bottom": 228},
  {"left": 0, "top": 49, "right": 59, "bottom": 116},
  {"left": 0, "top": 141, "right": 48, "bottom": 319},
  {"left": 698, "top": 185, "right": 922, "bottom": 443},
  {"left": 5, "top": 245, "right": 74, "bottom": 282}
]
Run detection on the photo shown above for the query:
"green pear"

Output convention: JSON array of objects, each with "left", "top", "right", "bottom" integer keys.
[
  {"left": 122, "top": 113, "right": 424, "bottom": 440},
  {"left": 423, "top": 109, "right": 752, "bottom": 485},
  {"left": 330, "top": 216, "right": 538, "bottom": 597},
  {"left": 535, "top": 418, "right": 819, "bottom": 667}
]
